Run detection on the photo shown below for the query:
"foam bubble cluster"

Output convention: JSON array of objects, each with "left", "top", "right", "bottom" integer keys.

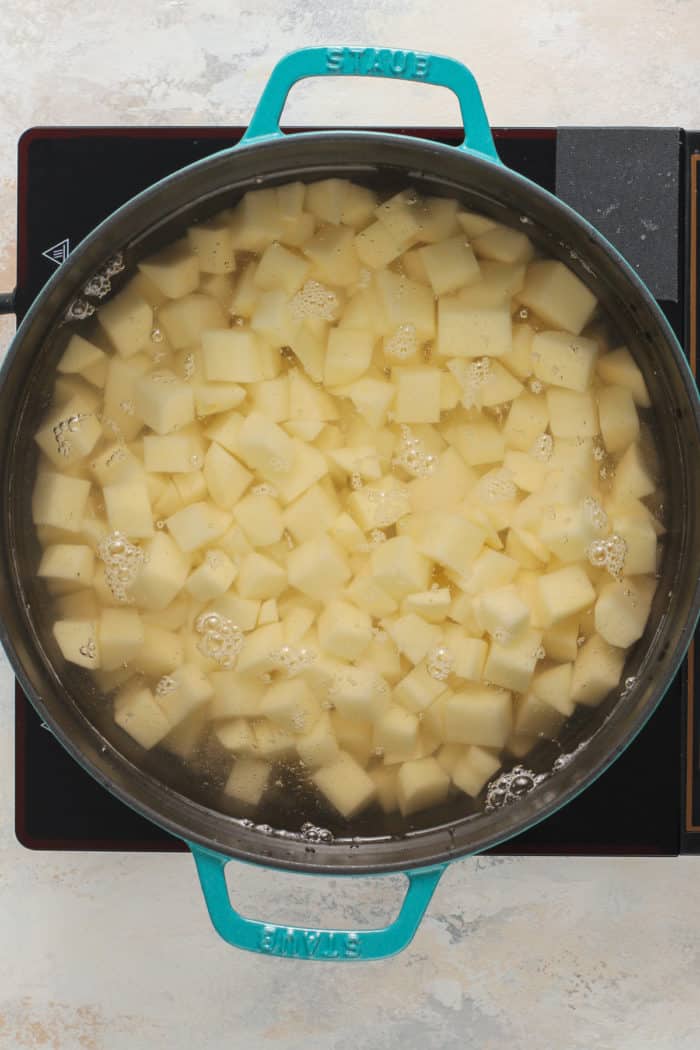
[
  {"left": 79, "top": 638, "right": 97, "bottom": 661},
  {"left": 52, "top": 413, "right": 90, "bottom": 457},
  {"left": 194, "top": 612, "right": 243, "bottom": 668},
  {"left": 584, "top": 495, "right": 608, "bottom": 531},
  {"left": 587, "top": 534, "right": 627, "bottom": 576},
  {"left": 97, "top": 531, "right": 145, "bottom": 603},
  {"left": 461, "top": 357, "right": 491, "bottom": 407},
  {"left": 530, "top": 433, "right": 553, "bottom": 462},
  {"left": 155, "top": 675, "right": 177, "bottom": 696},
  {"left": 384, "top": 323, "right": 418, "bottom": 360},
  {"left": 478, "top": 470, "right": 516, "bottom": 503},
  {"left": 289, "top": 279, "right": 340, "bottom": 321},
  {"left": 392, "top": 425, "right": 437, "bottom": 478},
  {"left": 426, "top": 645, "right": 454, "bottom": 681},
  {"left": 269, "top": 645, "right": 316, "bottom": 676}
]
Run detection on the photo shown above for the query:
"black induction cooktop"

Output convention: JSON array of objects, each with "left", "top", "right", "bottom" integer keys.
[{"left": 11, "top": 124, "right": 700, "bottom": 855}]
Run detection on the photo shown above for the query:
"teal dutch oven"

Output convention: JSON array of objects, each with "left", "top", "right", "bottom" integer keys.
[{"left": 1, "top": 47, "right": 699, "bottom": 961}]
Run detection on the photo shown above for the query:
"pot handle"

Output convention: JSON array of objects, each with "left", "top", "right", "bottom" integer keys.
[
  {"left": 242, "top": 46, "right": 500, "bottom": 163},
  {"left": 188, "top": 842, "right": 446, "bottom": 961}
]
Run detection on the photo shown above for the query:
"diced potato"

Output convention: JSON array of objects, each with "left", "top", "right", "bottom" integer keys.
[
  {"left": 103, "top": 479, "right": 154, "bottom": 538},
  {"left": 444, "top": 686, "right": 512, "bottom": 747},
  {"left": 611, "top": 511, "right": 657, "bottom": 576},
  {"left": 134, "top": 370, "right": 194, "bottom": 435},
  {"left": 98, "top": 286, "right": 153, "bottom": 357},
  {"left": 472, "top": 224, "right": 534, "bottom": 265},
  {"left": 594, "top": 577, "right": 654, "bottom": 648},
  {"left": 139, "top": 240, "right": 199, "bottom": 299},
  {"left": 597, "top": 346, "right": 651, "bottom": 407},
  {"left": 483, "top": 628, "right": 542, "bottom": 692},
  {"left": 260, "top": 678, "right": 320, "bottom": 735},
  {"left": 35, "top": 398, "right": 103, "bottom": 469},
  {"left": 334, "top": 376, "right": 395, "bottom": 429},
  {"left": 369, "top": 764, "right": 399, "bottom": 813},
  {"left": 273, "top": 440, "right": 328, "bottom": 504},
  {"left": 325, "top": 328, "right": 374, "bottom": 386},
  {"left": 187, "top": 216, "right": 235, "bottom": 274},
  {"left": 115, "top": 681, "right": 170, "bottom": 748},
  {"left": 215, "top": 718, "right": 256, "bottom": 754},
  {"left": 185, "top": 549, "right": 237, "bottom": 600},
  {"left": 318, "top": 599, "right": 372, "bottom": 660},
  {"left": 448, "top": 420, "right": 504, "bottom": 466},
  {"left": 478, "top": 585, "right": 530, "bottom": 639},
  {"left": 38, "top": 544, "right": 95, "bottom": 590},
  {"left": 130, "top": 532, "right": 191, "bottom": 610},
  {"left": 287, "top": 535, "right": 351, "bottom": 600},
  {"left": 539, "top": 503, "right": 601, "bottom": 564},
  {"left": 159, "top": 292, "right": 228, "bottom": 349},
  {"left": 370, "top": 535, "right": 431, "bottom": 600},
  {"left": 542, "top": 615, "right": 580, "bottom": 662},
  {"left": 288, "top": 369, "right": 339, "bottom": 422},
  {"left": 452, "top": 745, "right": 501, "bottom": 797},
  {"left": 570, "top": 633, "right": 626, "bottom": 706},
  {"left": 504, "top": 392, "right": 549, "bottom": 451},
  {"left": 313, "top": 752, "right": 377, "bottom": 818},
  {"left": 374, "top": 270, "right": 436, "bottom": 341},
  {"left": 330, "top": 713, "right": 374, "bottom": 766},
  {"left": 415, "top": 512, "right": 484, "bottom": 576},
  {"left": 437, "top": 296, "right": 512, "bottom": 357},
  {"left": 598, "top": 385, "right": 640, "bottom": 453},
  {"left": 224, "top": 757, "right": 271, "bottom": 807},
  {"left": 253, "top": 720, "right": 296, "bottom": 760},
  {"left": 546, "top": 389, "right": 598, "bottom": 438},
  {"left": 443, "top": 627, "right": 488, "bottom": 681},
  {"left": 384, "top": 613, "right": 441, "bottom": 665},
  {"left": 143, "top": 432, "right": 203, "bottom": 474},
  {"left": 402, "top": 588, "right": 451, "bottom": 624},
  {"left": 296, "top": 713, "right": 341, "bottom": 770},
  {"left": 396, "top": 757, "right": 450, "bottom": 816},
  {"left": 394, "top": 661, "right": 446, "bottom": 714},
  {"left": 347, "top": 476, "right": 410, "bottom": 531},
  {"left": 193, "top": 382, "right": 246, "bottom": 418},
  {"left": 611, "top": 442, "right": 655, "bottom": 501},
  {"left": 132, "top": 624, "right": 184, "bottom": 677},
  {"left": 331, "top": 666, "right": 391, "bottom": 723},
  {"left": 236, "top": 410, "right": 294, "bottom": 478},
  {"left": 518, "top": 260, "right": 597, "bottom": 335},
  {"left": 393, "top": 366, "right": 442, "bottom": 423},
  {"left": 408, "top": 447, "right": 476, "bottom": 513},
  {"left": 254, "top": 241, "right": 309, "bottom": 294},
  {"left": 531, "top": 330, "right": 598, "bottom": 392},
  {"left": 237, "top": 551, "right": 287, "bottom": 599},
  {"left": 356, "top": 631, "right": 402, "bottom": 683},
  {"left": 203, "top": 442, "right": 252, "bottom": 510},
  {"left": 285, "top": 484, "right": 341, "bottom": 544},
  {"left": 538, "top": 565, "right": 596, "bottom": 627},
  {"left": 166, "top": 501, "right": 231, "bottom": 552},
  {"left": 158, "top": 663, "right": 213, "bottom": 728},
  {"left": 53, "top": 618, "right": 100, "bottom": 669},
  {"left": 98, "top": 607, "right": 144, "bottom": 671},
  {"left": 234, "top": 493, "right": 284, "bottom": 547},
  {"left": 355, "top": 220, "right": 405, "bottom": 269},
  {"left": 419, "top": 237, "right": 480, "bottom": 295},
  {"left": 58, "top": 334, "right": 107, "bottom": 376},
  {"left": 347, "top": 574, "right": 398, "bottom": 617},
  {"left": 201, "top": 330, "right": 266, "bottom": 383},
  {"left": 304, "top": 224, "right": 361, "bottom": 286}
]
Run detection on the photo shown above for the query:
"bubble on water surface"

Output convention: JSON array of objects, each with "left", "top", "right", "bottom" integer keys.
[{"left": 194, "top": 612, "right": 244, "bottom": 668}]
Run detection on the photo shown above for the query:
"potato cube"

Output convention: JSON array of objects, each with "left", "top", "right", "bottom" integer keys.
[
  {"left": 375, "top": 190, "right": 424, "bottom": 243},
  {"left": 472, "top": 224, "right": 534, "bottom": 264},
  {"left": 287, "top": 534, "right": 350, "bottom": 601},
  {"left": 355, "top": 220, "right": 405, "bottom": 269},
  {"left": 347, "top": 574, "right": 398, "bottom": 617},
  {"left": 356, "top": 631, "right": 403, "bottom": 683},
  {"left": 215, "top": 718, "right": 256, "bottom": 754},
  {"left": 545, "top": 388, "right": 598, "bottom": 439},
  {"left": 187, "top": 216, "right": 235, "bottom": 274},
  {"left": 38, "top": 544, "right": 95, "bottom": 590},
  {"left": 347, "top": 476, "right": 410, "bottom": 531},
  {"left": 394, "top": 661, "right": 446, "bottom": 713},
  {"left": 598, "top": 385, "right": 640, "bottom": 454},
  {"left": 594, "top": 577, "right": 654, "bottom": 648},
  {"left": 397, "top": 757, "right": 450, "bottom": 816},
  {"left": 258, "top": 598, "right": 279, "bottom": 625},
  {"left": 478, "top": 585, "right": 530, "bottom": 639},
  {"left": 254, "top": 241, "right": 309, "bottom": 294},
  {"left": 53, "top": 618, "right": 100, "bottom": 669},
  {"left": 159, "top": 292, "right": 228, "bottom": 349},
  {"left": 237, "top": 410, "right": 294, "bottom": 479},
  {"left": 331, "top": 666, "right": 391, "bottom": 723},
  {"left": 370, "top": 535, "right": 431, "bottom": 600},
  {"left": 201, "top": 330, "right": 266, "bottom": 384},
  {"left": 143, "top": 432, "right": 203, "bottom": 474},
  {"left": 156, "top": 663, "right": 213, "bottom": 729},
  {"left": 166, "top": 501, "right": 231, "bottom": 552},
  {"left": 98, "top": 607, "right": 144, "bottom": 671},
  {"left": 318, "top": 599, "right": 372, "bottom": 660},
  {"left": 384, "top": 613, "right": 440, "bottom": 666},
  {"left": 437, "top": 296, "right": 512, "bottom": 358},
  {"left": 230, "top": 188, "right": 283, "bottom": 250},
  {"left": 203, "top": 442, "right": 252, "bottom": 510},
  {"left": 115, "top": 681, "right": 170, "bottom": 748},
  {"left": 442, "top": 627, "right": 487, "bottom": 682},
  {"left": 419, "top": 236, "right": 480, "bottom": 295},
  {"left": 32, "top": 471, "right": 91, "bottom": 533},
  {"left": 415, "top": 512, "right": 484, "bottom": 576},
  {"left": 531, "top": 662, "right": 574, "bottom": 713},
  {"left": 313, "top": 752, "right": 377, "bottom": 818},
  {"left": 287, "top": 369, "right": 338, "bottom": 422},
  {"left": 98, "top": 286, "right": 153, "bottom": 357},
  {"left": 542, "top": 615, "right": 580, "bottom": 662},
  {"left": 324, "top": 328, "right": 374, "bottom": 386},
  {"left": 58, "top": 333, "right": 107, "bottom": 376},
  {"left": 162, "top": 706, "right": 209, "bottom": 760},
  {"left": 103, "top": 479, "right": 154, "bottom": 539},
  {"left": 130, "top": 532, "right": 191, "bottom": 610},
  {"left": 457, "top": 210, "right": 497, "bottom": 238},
  {"left": 134, "top": 370, "right": 194, "bottom": 435},
  {"left": 185, "top": 549, "right": 237, "bottom": 600},
  {"left": 611, "top": 442, "right": 655, "bottom": 501},
  {"left": 172, "top": 471, "right": 208, "bottom": 506},
  {"left": 503, "top": 392, "right": 549, "bottom": 451},
  {"left": 408, "top": 447, "right": 476, "bottom": 513},
  {"left": 597, "top": 346, "right": 651, "bottom": 407},
  {"left": 570, "top": 633, "right": 626, "bottom": 705},
  {"left": 402, "top": 588, "right": 451, "bottom": 624},
  {"left": 132, "top": 624, "right": 184, "bottom": 677},
  {"left": 538, "top": 504, "right": 600, "bottom": 563},
  {"left": 334, "top": 376, "right": 395, "bottom": 429},
  {"left": 291, "top": 712, "right": 339, "bottom": 772},
  {"left": 532, "top": 330, "right": 598, "bottom": 392},
  {"left": 207, "top": 670, "right": 265, "bottom": 720},
  {"left": 373, "top": 270, "right": 436, "bottom": 341},
  {"left": 444, "top": 686, "right": 512, "bottom": 747},
  {"left": 340, "top": 184, "right": 377, "bottom": 228},
  {"left": 224, "top": 757, "right": 271, "bottom": 807},
  {"left": 233, "top": 493, "right": 284, "bottom": 547},
  {"left": 253, "top": 720, "right": 296, "bottom": 760},
  {"left": 518, "top": 260, "right": 597, "bottom": 335},
  {"left": 260, "top": 679, "right": 320, "bottom": 735},
  {"left": 375, "top": 705, "right": 419, "bottom": 755},
  {"left": 500, "top": 322, "right": 535, "bottom": 380},
  {"left": 538, "top": 565, "right": 596, "bottom": 626},
  {"left": 451, "top": 746, "right": 501, "bottom": 797},
  {"left": 139, "top": 239, "right": 199, "bottom": 298},
  {"left": 285, "top": 484, "right": 341, "bottom": 544},
  {"left": 448, "top": 421, "right": 504, "bottom": 466},
  {"left": 237, "top": 552, "right": 286, "bottom": 599},
  {"left": 193, "top": 382, "right": 246, "bottom": 419},
  {"left": 304, "top": 224, "right": 361, "bottom": 286},
  {"left": 329, "top": 713, "right": 374, "bottom": 766},
  {"left": 305, "top": 178, "right": 354, "bottom": 225},
  {"left": 392, "top": 366, "right": 442, "bottom": 423},
  {"left": 369, "top": 764, "right": 399, "bottom": 814},
  {"left": 35, "top": 397, "right": 103, "bottom": 469},
  {"left": 483, "top": 628, "right": 542, "bottom": 692}
]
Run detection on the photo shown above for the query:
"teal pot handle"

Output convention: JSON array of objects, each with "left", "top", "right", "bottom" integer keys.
[
  {"left": 242, "top": 45, "right": 501, "bottom": 163},
  {"left": 189, "top": 843, "right": 446, "bottom": 961}
]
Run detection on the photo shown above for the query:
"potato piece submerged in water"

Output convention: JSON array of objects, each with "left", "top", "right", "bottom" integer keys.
[{"left": 34, "top": 180, "right": 661, "bottom": 825}]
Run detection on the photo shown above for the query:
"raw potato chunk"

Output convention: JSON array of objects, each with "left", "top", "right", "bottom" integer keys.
[
  {"left": 313, "top": 752, "right": 377, "bottom": 818},
  {"left": 445, "top": 686, "right": 512, "bottom": 747},
  {"left": 53, "top": 619, "right": 100, "bottom": 669},
  {"left": 452, "top": 746, "right": 501, "bottom": 797},
  {"left": 571, "top": 634, "right": 626, "bottom": 706},
  {"left": 325, "top": 329, "right": 374, "bottom": 386},
  {"left": 597, "top": 346, "right": 651, "bottom": 407},
  {"left": 103, "top": 480, "right": 154, "bottom": 539},
  {"left": 519, "top": 260, "right": 598, "bottom": 335},
  {"left": 538, "top": 566, "right": 596, "bottom": 626},
  {"left": 185, "top": 549, "right": 237, "bottom": 600},
  {"left": 318, "top": 600, "right": 372, "bottom": 660},
  {"left": 166, "top": 501, "right": 231, "bottom": 552},
  {"left": 139, "top": 240, "right": 199, "bottom": 299},
  {"left": 234, "top": 493, "right": 284, "bottom": 547},
  {"left": 370, "top": 536, "right": 431, "bottom": 600},
  {"left": 483, "top": 628, "right": 542, "bottom": 692},
  {"left": 611, "top": 442, "right": 655, "bottom": 501},
  {"left": 374, "top": 705, "right": 420, "bottom": 757},
  {"left": 397, "top": 757, "right": 450, "bottom": 816},
  {"left": 415, "top": 512, "right": 484, "bottom": 576},
  {"left": 237, "top": 552, "right": 287, "bottom": 599},
  {"left": 594, "top": 578, "right": 654, "bottom": 648},
  {"left": 135, "top": 371, "right": 195, "bottom": 435},
  {"left": 203, "top": 443, "right": 252, "bottom": 509},
  {"left": 287, "top": 535, "right": 351, "bottom": 600},
  {"left": 99, "top": 608, "right": 144, "bottom": 671},
  {"left": 546, "top": 389, "right": 598, "bottom": 438},
  {"left": 598, "top": 385, "right": 639, "bottom": 453},
  {"left": 115, "top": 681, "right": 170, "bottom": 748},
  {"left": 202, "top": 330, "right": 266, "bottom": 383},
  {"left": 130, "top": 532, "right": 190, "bottom": 610},
  {"left": 296, "top": 713, "right": 340, "bottom": 770},
  {"left": 260, "top": 679, "right": 320, "bottom": 735},
  {"left": 472, "top": 224, "right": 534, "bottom": 265},
  {"left": 225, "top": 757, "right": 271, "bottom": 807},
  {"left": 38, "top": 544, "right": 95, "bottom": 590},
  {"left": 33, "top": 472, "right": 91, "bottom": 532},
  {"left": 159, "top": 292, "right": 228, "bottom": 348},
  {"left": 437, "top": 296, "right": 512, "bottom": 357},
  {"left": 159, "top": 663, "right": 213, "bottom": 728},
  {"left": 419, "top": 237, "right": 480, "bottom": 295},
  {"left": 187, "top": 216, "right": 235, "bottom": 274},
  {"left": 98, "top": 286, "right": 153, "bottom": 357},
  {"left": 393, "top": 367, "right": 442, "bottom": 423},
  {"left": 531, "top": 330, "right": 598, "bottom": 392},
  {"left": 58, "top": 334, "right": 107, "bottom": 375}
]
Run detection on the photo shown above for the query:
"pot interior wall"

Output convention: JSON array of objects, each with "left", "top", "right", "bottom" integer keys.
[{"left": 2, "top": 133, "right": 699, "bottom": 871}]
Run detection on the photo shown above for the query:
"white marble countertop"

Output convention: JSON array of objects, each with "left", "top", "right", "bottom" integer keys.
[{"left": 2, "top": 3, "right": 700, "bottom": 1047}]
